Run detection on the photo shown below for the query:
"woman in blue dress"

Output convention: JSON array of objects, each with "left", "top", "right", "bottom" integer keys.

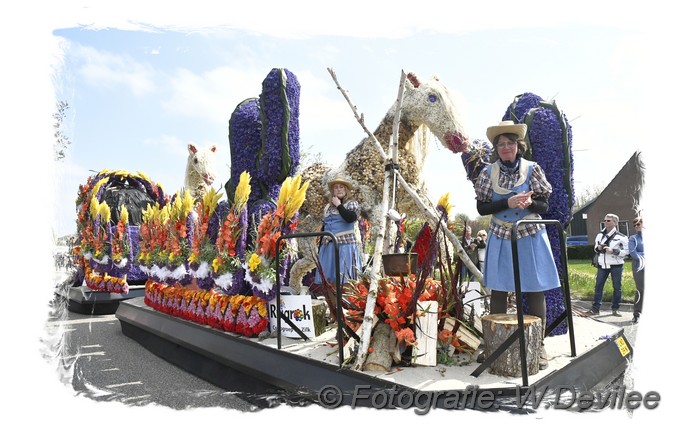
[
  {"left": 314, "top": 175, "right": 363, "bottom": 286},
  {"left": 474, "top": 120, "right": 560, "bottom": 370}
]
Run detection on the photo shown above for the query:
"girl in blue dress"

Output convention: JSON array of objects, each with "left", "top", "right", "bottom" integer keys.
[
  {"left": 314, "top": 175, "right": 363, "bottom": 286},
  {"left": 474, "top": 120, "right": 560, "bottom": 370}
]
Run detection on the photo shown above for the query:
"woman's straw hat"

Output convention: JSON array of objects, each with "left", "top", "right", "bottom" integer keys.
[
  {"left": 327, "top": 175, "right": 354, "bottom": 193},
  {"left": 486, "top": 120, "right": 527, "bottom": 142}
]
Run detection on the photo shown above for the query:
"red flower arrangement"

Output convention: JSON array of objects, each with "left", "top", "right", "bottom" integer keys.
[{"left": 144, "top": 280, "right": 268, "bottom": 338}]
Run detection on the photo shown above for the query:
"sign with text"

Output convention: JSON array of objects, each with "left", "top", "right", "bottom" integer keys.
[{"left": 268, "top": 294, "right": 316, "bottom": 338}]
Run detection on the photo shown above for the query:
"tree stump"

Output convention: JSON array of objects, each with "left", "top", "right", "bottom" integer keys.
[
  {"left": 481, "top": 314, "right": 542, "bottom": 377},
  {"left": 363, "top": 322, "right": 398, "bottom": 371}
]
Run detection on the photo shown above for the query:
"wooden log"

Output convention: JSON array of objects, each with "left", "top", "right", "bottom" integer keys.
[
  {"left": 481, "top": 314, "right": 542, "bottom": 377},
  {"left": 413, "top": 301, "right": 438, "bottom": 366},
  {"left": 364, "top": 322, "right": 398, "bottom": 371}
]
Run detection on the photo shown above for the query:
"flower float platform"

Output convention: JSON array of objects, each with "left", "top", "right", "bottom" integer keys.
[
  {"left": 115, "top": 278, "right": 634, "bottom": 410},
  {"left": 59, "top": 280, "right": 147, "bottom": 316}
]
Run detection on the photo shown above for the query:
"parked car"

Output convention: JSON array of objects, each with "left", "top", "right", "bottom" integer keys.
[{"left": 566, "top": 235, "right": 589, "bottom": 246}]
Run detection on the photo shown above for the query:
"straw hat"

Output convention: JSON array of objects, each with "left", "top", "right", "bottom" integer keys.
[
  {"left": 486, "top": 120, "right": 527, "bottom": 143},
  {"left": 327, "top": 175, "right": 354, "bottom": 193}
]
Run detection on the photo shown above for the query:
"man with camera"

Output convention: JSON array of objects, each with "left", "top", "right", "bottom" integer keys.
[{"left": 586, "top": 213, "right": 630, "bottom": 317}]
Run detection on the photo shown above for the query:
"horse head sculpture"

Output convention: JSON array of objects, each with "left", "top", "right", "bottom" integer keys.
[{"left": 184, "top": 143, "right": 218, "bottom": 200}]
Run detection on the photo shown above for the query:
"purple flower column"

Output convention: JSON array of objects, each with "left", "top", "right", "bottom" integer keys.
[
  {"left": 227, "top": 98, "right": 262, "bottom": 198},
  {"left": 258, "top": 68, "right": 301, "bottom": 184}
]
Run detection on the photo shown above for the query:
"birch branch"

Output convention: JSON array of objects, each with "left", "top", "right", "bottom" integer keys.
[
  {"left": 327, "top": 67, "right": 388, "bottom": 160},
  {"left": 353, "top": 70, "right": 407, "bottom": 371}
]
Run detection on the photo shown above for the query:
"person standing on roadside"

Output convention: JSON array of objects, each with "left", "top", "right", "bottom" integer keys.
[
  {"left": 586, "top": 213, "right": 630, "bottom": 317},
  {"left": 461, "top": 226, "right": 478, "bottom": 281},
  {"left": 476, "top": 229, "right": 488, "bottom": 273},
  {"left": 629, "top": 216, "right": 645, "bottom": 323}
]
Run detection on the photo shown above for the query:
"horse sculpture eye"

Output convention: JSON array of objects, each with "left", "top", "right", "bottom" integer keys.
[
  {"left": 428, "top": 94, "right": 437, "bottom": 103},
  {"left": 194, "top": 158, "right": 199, "bottom": 164}
]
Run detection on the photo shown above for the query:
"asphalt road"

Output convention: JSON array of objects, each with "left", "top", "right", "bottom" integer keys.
[
  {"left": 43, "top": 275, "right": 307, "bottom": 413},
  {"left": 570, "top": 299, "right": 639, "bottom": 347}
]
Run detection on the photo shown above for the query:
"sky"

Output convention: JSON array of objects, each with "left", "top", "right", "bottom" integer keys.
[
  {"left": 3, "top": 0, "right": 677, "bottom": 425},
  {"left": 45, "top": 2, "right": 657, "bottom": 239}
]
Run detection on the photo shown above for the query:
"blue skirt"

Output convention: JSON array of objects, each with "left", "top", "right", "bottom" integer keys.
[
  {"left": 484, "top": 228, "right": 560, "bottom": 292},
  {"left": 314, "top": 242, "right": 363, "bottom": 285}
]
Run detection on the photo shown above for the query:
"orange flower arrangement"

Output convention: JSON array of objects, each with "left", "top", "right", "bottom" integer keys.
[
  {"left": 213, "top": 172, "right": 250, "bottom": 293},
  {"left": 187, "top": 188, "right": 222, "bottom": 289},
  {"left": 244, "top": 175, "right": 308, "bottom": 300},
  {"left": 345, "top": 275, "right": 441, "bottom": 347}
]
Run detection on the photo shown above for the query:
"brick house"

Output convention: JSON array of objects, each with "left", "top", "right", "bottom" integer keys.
[{"left": 568, "top": 151, "right": 644, "bottom": 242}]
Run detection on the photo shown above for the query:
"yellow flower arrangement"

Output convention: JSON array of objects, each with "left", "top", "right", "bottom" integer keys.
[
  {"left": 436, "top": 192, "right": 453, "bottom": 221},
  {"left": 247, "top": 253, "right": 262, "bottom": 272}
]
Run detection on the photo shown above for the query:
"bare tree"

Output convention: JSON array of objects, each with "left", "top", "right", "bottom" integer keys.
[
  {"left": 53, "top": 100, "right": 71, "bottom": 161},
  {"left": 573, "top": 184, "right": 603, "bottom": 210}
]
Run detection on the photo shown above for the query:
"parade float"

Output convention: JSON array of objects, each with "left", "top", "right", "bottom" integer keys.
[
  {"left": 62, "top": 67, "right": 635, "bottom": 410},
  {"left": 58, "top": 169, "right": 168, "bottom": 314}
]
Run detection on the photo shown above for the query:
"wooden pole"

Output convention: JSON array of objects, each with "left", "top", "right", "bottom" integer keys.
[{"left": 383, "top": 71, "right": 407, "bottom": 254}]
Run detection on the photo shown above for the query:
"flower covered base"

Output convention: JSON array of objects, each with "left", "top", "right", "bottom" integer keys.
[
  {"left": 84, "top": 264, "right": 129, "bottom": 294},
  {"left": 144, "top": 280, "right": 268, "bottom": 338}
]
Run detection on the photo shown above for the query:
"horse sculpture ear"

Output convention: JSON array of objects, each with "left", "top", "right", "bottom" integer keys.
[
  {"left": 188, "top": 143, "right": 198, "bottom": 154},
  {"left": 406, "top": 72, "right": 419, "bottom": 89}
]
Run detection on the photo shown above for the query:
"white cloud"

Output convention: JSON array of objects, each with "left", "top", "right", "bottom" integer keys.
[
  {"left": 163, "top": 66, "right": 265, "bottom": 123},
  {"left": 74, "top": 45, "right": 157, "bottom": 96}
]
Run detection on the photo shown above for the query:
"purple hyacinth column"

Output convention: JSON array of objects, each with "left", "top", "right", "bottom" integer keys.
[
  {"left": 258, "top": 68, "right": 301, "bottom": 184},
  {"left": 227, "top": 98, "right": 262, "bottom": 202}
]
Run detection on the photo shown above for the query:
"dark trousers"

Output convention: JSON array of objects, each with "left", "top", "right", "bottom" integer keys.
[
  {"left": 593, "top": 264, "right": 623, "bottom": 311},
  {"left": 490, "top": 290, "right": 546, "bottom": 337},
  {"left": 633, "top": 267, "right": 644, "bottom": 316}
]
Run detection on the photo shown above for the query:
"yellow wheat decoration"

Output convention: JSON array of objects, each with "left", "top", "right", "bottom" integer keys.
[{"left": 277, "top": 175, "right": 309, "bottom": 223}]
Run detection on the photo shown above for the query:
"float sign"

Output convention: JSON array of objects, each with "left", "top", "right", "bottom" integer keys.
[{"left": 268, "top": 295, "right": 316, "bottom": 338}]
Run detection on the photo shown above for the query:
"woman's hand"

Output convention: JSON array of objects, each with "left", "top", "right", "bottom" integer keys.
[
  {"left": 508, "top": 191, "right": 534, "bottom": 209},
  {"left": 331, "top": 196, "right": 341, "bottom": 207}
]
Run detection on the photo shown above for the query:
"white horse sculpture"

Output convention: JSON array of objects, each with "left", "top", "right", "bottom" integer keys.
[
  {"left": 289, "top": 72, "right": 469, "bottom": 291},
  {"left": 184, "top": 143, "right": 218, "bottom": 200}
]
